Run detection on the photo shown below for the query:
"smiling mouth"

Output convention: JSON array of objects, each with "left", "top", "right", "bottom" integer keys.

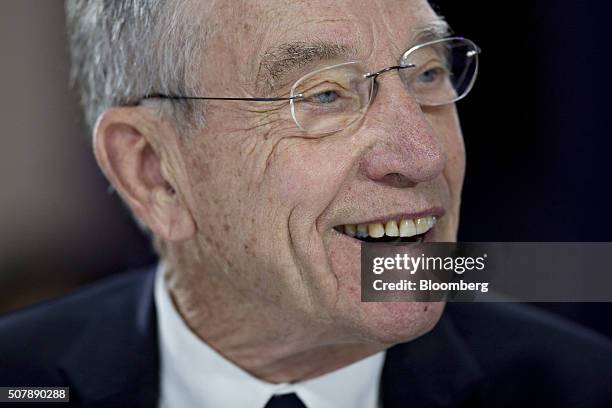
[{"left": 334, "top": 216, "right": 436, "bottom": 243}]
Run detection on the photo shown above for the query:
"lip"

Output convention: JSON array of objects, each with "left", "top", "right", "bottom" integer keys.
[{"left": 331, "top": 207, "right": 446, "bottom": 228}]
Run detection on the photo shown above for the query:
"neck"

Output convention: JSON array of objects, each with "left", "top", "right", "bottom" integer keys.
[{"left": 164, "top": 259, "right": 384, "bottom": 383}]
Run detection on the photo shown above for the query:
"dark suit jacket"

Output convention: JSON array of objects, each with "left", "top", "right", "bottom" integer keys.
[{"left": 1, "top": 267, "right": 612, "bottom": 407}]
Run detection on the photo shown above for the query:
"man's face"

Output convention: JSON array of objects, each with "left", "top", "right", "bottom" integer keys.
[{"left": 174, "top": 0, "right": 465, "bottom": 343}]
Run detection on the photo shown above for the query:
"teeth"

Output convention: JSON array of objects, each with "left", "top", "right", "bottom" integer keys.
[
  {"left": 399, "top": 219, "right": 417, "bottom": 237},
  {"left": 356, "top": 224, "right": 369, "bottom": 238},
  {"left": 426, "top": 216, "right": 436, "bottom": 230},
  {"left": 338, "top": 216, "right": 436, "bottom": 239},
  {"left": 415, "top": 217, "right": 428, "bottom": 234},
  {"left": 385, "top": 220, "right": 399, "bottom": 237},
  {"left": 368, "top": 223, "right": 385, "bottom": 238}
]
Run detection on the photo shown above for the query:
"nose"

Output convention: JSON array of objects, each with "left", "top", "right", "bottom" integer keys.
[{"left": 359, "top": 75, "right": 447, "bottom": 188}]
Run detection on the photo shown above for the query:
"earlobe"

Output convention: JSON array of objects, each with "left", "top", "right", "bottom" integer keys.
[{"left": 93, "top": 108, "right": 196, "bottom": 242}]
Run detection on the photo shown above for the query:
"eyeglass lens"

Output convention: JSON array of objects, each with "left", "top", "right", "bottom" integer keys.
[{"left": 290, "top": 38, "right": 479, "bottom": 134}]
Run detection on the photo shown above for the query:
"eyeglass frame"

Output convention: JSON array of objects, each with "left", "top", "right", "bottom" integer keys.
[{"left": 141, "top": 36, "right": 481, "bottom": 133}]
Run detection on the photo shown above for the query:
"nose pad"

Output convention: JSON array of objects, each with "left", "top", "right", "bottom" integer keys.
[
  {"left": 370, "top": 79, "right": 380, "bottom": 102},
  {"left": 367, "top": 64, "right": 416, "bottom": 107},
  {"left": 366, "top": 78, "right": 423, "bottom": 127}
]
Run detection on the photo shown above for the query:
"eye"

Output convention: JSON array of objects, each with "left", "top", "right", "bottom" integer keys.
[
  {"left": 417, "top": 67, "right": 444, "bottom": 83},
  {"left": 311, "top": 90, "right": 339, "bottom": 104}
]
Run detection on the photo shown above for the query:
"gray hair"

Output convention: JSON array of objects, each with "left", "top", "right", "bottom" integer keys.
[{"left": 65, "top": 0, "right": 206, "bottom": 133}]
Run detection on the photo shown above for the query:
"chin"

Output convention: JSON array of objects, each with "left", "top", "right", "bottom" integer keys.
[
  {"left": 344, "top": 299, "right": 446, "bottom": 345},
  {"left": 324, "top": 230, "right": 448, "bottom": 346}
]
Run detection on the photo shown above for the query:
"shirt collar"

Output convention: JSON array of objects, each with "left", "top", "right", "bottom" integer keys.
[{"left": 155, "top": 263, "right": 385, "bottom": 408}]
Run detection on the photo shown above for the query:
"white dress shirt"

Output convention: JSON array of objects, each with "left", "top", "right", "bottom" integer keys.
[{"left": 155, "top": 264, "right": 385, "bottom": 408}]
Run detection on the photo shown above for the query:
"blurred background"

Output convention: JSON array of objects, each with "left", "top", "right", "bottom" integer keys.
[{"left": 1, "top": 1, "right": 611, "bottom": 337}]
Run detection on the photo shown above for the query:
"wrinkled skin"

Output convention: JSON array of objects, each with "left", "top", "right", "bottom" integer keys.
[{"left": 94, "top": 0, "right": 465, "bottom": 382}]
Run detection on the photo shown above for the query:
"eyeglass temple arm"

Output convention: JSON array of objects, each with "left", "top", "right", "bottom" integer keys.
[
  {"left": 144, "top": 64, "right": 417, "bottom": 101},
  {"left": 142, "top": 93, "right": 304, "bottom": 102},
  {"left": 143, "top": 63, "right": 418, "bottom": 102}
]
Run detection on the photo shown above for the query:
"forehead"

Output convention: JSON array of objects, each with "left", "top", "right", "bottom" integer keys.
[
  {"left": 201, "top": 0, "right": 442, "bottom": 93},
  {"left": 210, "top": 0, "right": 440, "bottom": 58}
]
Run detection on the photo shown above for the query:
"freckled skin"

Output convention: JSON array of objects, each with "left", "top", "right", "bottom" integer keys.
[{"left": 161, "top": 0, "right": 466, "bottom": 382}]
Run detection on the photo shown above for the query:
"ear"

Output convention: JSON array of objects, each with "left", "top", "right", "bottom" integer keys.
[{"left": 93, "top": 107, "right": 196, "bottom": 242}]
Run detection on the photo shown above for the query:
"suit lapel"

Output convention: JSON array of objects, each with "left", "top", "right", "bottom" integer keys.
[
  {"left": 381, "top": 309, "right": 484, "bottom": 407},
  {"left": 58, "top": 269, "right": 159, "bottom": 407}
]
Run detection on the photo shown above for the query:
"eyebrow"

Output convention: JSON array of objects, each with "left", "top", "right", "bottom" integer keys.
[
  {"left": 255, "top": 17, "right": 452, "bottom": 94},
  {"left": 411, "top": 17, "right": 452, "bottom": 44},
  {"left": 255, "top": 41, "right": 359, "bottom": 94}
]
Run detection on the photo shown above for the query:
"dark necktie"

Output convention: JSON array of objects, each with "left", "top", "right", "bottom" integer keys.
[{"left": 264, "top": 393, "right": 307, "bottom": 408}]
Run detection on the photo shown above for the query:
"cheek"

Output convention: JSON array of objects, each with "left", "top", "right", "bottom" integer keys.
[
  {"left": 268, "top": 139, "right": 354, "bottom": 213},
  {"left": 445, "top": 119, "right": 466, "bottom": 185},
  {"left": 176, "top": 135, "right": 254, "bottom": 256},
  {"left": 426, "top": 108, "right": 466, "bottom": 195},
  {"left": 422, "top": 108, "right": 465, "bottom": 241}
]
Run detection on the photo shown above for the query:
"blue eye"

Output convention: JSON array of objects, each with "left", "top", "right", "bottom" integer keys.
[
  {"left": 418, "top": 68, "right": 441, "bottom": 83},
  {"left": 313, "top": 90, "right": 339, "bottom": 103}
]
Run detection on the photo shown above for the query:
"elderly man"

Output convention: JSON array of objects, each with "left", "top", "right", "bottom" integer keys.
[{"left": 2, "top": 0, "right": 612, "bottom": 407}]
